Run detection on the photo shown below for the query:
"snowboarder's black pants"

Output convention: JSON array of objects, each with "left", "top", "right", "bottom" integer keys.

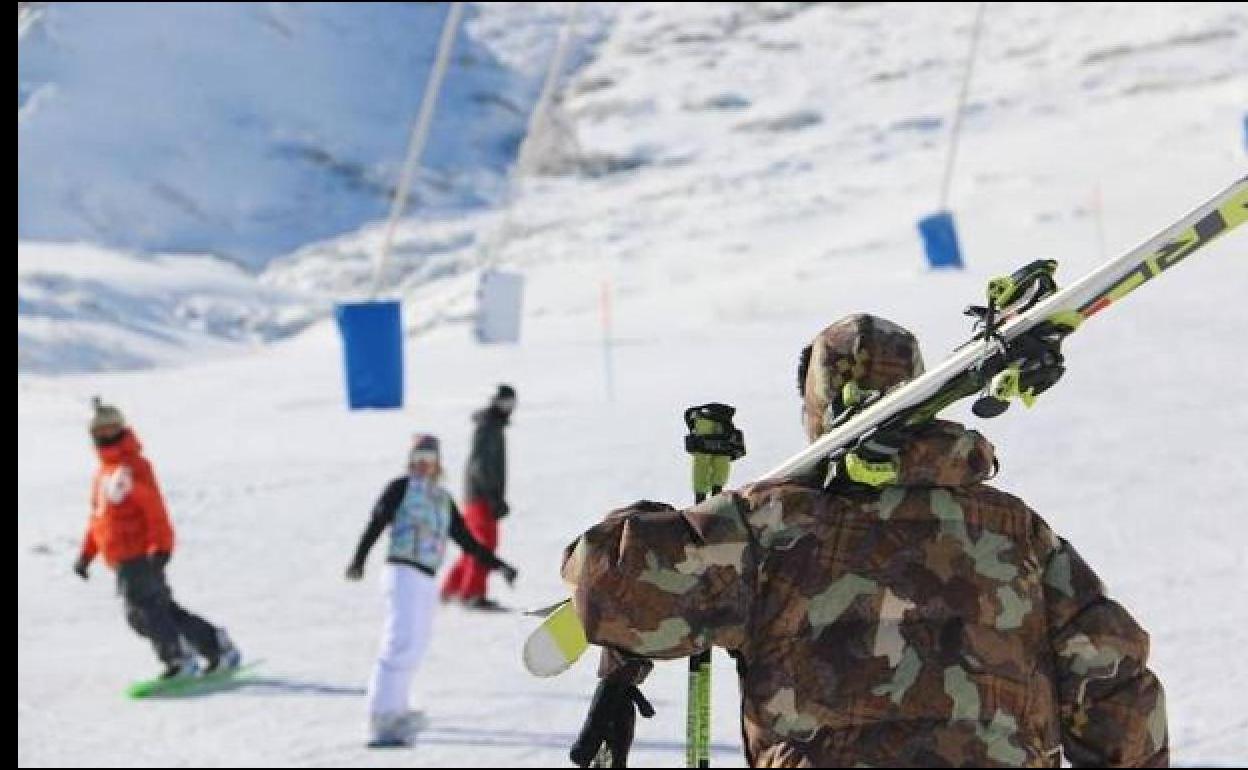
[{"left": 116, "top": 557, "right": 219, "bottom": 665}]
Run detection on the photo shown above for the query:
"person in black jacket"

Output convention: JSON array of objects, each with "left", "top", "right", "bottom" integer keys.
[
  {"left": 346, "top": 433, "right": 518, "bottom": 747},
  {"left": 440, "top": 384, "right": 515, "bottom": 611}
]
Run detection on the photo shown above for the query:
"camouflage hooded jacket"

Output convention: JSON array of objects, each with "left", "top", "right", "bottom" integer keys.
[{"left": 561, "top": 420, "right": 1168, "bottom": 767}]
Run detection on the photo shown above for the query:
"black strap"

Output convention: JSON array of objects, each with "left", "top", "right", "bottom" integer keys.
[
  {"left": 683, "top": 402, "right": 746, "bottom": 459},
  {"left": 683, "top": 431, "right": 745, "bottom": 458}
]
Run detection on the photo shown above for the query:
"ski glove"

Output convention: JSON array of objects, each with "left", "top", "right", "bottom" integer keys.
[
  {"left": 497, "top": 561, "right": 518, "bottom": 587},
  {"left": 569, "top": 676, "right": 655, "bottom": 768},
  {"left": 150, "top": 551, "right": 171, "bottom": 570},
  {"left": 345, "top": 562, "right": 365, "bottom": 581},
  {"left": 73, "top": 555, "right": 91, "bottom": 581}
]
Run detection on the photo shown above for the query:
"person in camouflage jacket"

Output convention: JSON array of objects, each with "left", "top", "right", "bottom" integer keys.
[{"left": 561, "top": 314, "right": 1168, "bottom": 768}]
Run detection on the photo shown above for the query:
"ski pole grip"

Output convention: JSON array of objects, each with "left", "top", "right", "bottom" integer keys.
[{"left": 685, "top": 403, "right": 746, "bottom": 498}]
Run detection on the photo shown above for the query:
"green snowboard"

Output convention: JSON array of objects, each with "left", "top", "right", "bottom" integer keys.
[{"left": 126, "top": 660, "right": 261, "bottom": 699}]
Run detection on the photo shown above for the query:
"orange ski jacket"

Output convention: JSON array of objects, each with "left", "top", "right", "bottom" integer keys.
[{"left": 79, "top": 430, "right": 174, "bottom": 568}]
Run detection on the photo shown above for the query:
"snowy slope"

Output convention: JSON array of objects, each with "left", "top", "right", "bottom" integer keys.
[
  {"left": 17, "top": 242, "right": 317, "bottom": 374},
  {"left": 18, "top": 217, "right": 1248, "bottom": 767},
  {"left": 18, "top": 2, "right": 1248, "bottom": 767}
]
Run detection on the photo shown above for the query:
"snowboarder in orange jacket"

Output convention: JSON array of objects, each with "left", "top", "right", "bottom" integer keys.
[{"left": 75, "top": 398, "right": 240, "bottom": 681}]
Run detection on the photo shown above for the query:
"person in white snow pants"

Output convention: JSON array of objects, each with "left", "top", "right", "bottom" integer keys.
[
  {"left": 367, "top": 564, "right": 438, "bottom": 719},
  {"left": 346, "top": 434, "right": 518, "bottom": 746}
]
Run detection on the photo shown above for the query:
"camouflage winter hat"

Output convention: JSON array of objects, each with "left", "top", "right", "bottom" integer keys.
[{"left": 798, "top": 314, "right": 925, "bottom": 441}]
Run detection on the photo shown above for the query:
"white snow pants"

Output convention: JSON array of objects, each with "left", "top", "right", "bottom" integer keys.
[{"left": 366, "top": 563, "right": 437, "bottom": 718}]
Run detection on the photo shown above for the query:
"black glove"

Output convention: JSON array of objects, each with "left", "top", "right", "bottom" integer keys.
[
  {"left": 493, "top": 500, "right": 510, "bottom": 520},
  {"left": 569, "top": 677, "right": 655, "bottom": 768},
  {"left": 497, "top": 561, "right": 518, "bottom": 587},
  {"left": 72, "top": 555, "right": 91, "bottom": 581},
  {"left": 345, "top": 561, "right": 365, "bottom": 581},
  {"left": 150, "top": 551, "right": 171, "bottom": 570}
]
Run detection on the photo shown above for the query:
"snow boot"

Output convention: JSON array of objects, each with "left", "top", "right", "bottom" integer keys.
[{"left": 204, "top": 628, "right": 242, "bottom": 674}]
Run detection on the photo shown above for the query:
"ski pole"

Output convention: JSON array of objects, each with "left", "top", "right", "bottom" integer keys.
[{"left": 683, "top": 404, "right": 746, "bottom": 768}]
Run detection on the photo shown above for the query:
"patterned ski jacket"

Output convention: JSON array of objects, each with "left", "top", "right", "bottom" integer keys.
[
  {"left": 351, "top": 476, "right": 506, "bottom": 577},
  {"left": 562, "top": 420, "right": 1168, "bottom": 768}
]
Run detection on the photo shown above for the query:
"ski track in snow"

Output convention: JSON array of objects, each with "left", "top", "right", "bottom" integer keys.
[{"left": 18, "top": 1, "right": 1248, "bottom": 766}]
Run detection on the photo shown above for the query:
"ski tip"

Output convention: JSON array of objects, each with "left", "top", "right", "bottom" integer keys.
[
  {"left": 523, "top": 597, "right": 571, "bottom": 618},
  {"left": 523, "top": 644, "right": 577, "bottom": 678},
  {"left": 522, "top": 600, "right": 589, "bottom": 677}
]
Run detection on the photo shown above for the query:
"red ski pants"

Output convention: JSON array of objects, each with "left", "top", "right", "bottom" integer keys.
[{"left": 440, "top": 498, "right": 498, "bottom": 601}]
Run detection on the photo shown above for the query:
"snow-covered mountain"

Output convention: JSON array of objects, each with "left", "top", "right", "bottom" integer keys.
[
  {"left": 18, "top": 1, "right": 608, "bottom": 373},
  {"left": 264, "top": 1, "right": 1248, "bottom": 333},
  {"left": 17, "top": 2, "right": 593, "bottom": 267},
  {"left": 22, "top": 3, "right": 1246, "bottom": 372}
]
